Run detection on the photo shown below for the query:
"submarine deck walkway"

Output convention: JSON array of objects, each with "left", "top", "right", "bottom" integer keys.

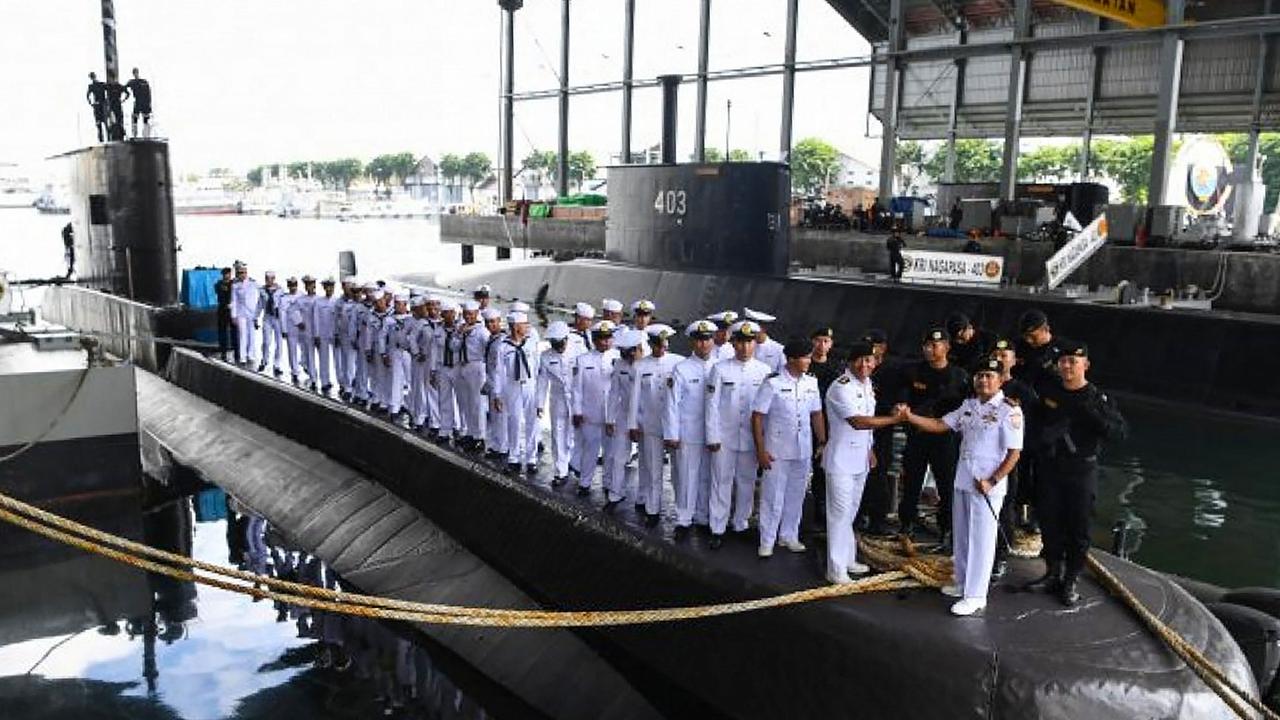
[{"left": 145, "top": 348, "right": 1254, "bottom": 719}]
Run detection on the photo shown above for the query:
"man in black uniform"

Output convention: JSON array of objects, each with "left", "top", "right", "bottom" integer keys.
[
  {"left": 807, "top": 327, "right": 841, "bottom": 534},
  {"left": 103, "top": 77, "right": 127, "bottom": 141},
  {"left": 896, "top": 327, "right": 969, "bottom": 547},
  {"left": 1025, "top": 340, "right": 1126, "bottom": 606},
  {"left": 886, "top": 231, "right": 906, "bottom": 281},
  {"left": 946, "top": 312, "right": 994, "bottom": 373},
  {"left": 61, "top": 222, "right": 75, "bottom": 278},
  {"left": 855, "top": 328, "right": 900, "bottom": 535},
  {"left": 1011, "top": 308, "right": 1063, "bottom": 532},
  {"left": 124, "top": 68, "right": 152, "bottom": 138},
  {"left": 86, "top": 72, "right": 109, "bottom": 142},
  {"left": 214, "top": 267, "right": 235, "bottom": 361}
]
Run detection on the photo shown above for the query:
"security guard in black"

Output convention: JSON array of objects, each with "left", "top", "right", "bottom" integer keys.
[
  {"left": 1028, "top": 339, "right": 1126, "bottom": 607},
  {"left": 896, "top": 327, "right": 969, "bottom": 540}
]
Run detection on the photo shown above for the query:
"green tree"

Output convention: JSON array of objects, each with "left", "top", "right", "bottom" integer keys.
[
  {"left": 461, "top": 151, "right": 493, "bottom": 199},
  {"left": 895, "top": 140, "right": 924, "bottom": 192},
  {"left": 790, "top": 137, "right": 842, "bottom": 194},
  {"left": 1017, "top": 143, "right": 1081, "bottom": 182},
  {"left": 1090, "top": 137, "right": 1158, "bottom": 202},
  {"left": 922, "top": 139, "right": 1002, "bottom": 184},
  {"left": 568, "top": 151, "right": 596, "bottom": 191},
  {"left": 321, "top": 158, "right": 364, "bottom": 189},
  {"left": 1221, "top": 132, "right": 1280, "bottom": 210},
  {"left": 386, "top": 152, "right": 418, "bottom": 186},
  {"left": 697, "top": 148, "right": 724, "bottom": 162},
  {"left": 247, "top": 166, "right": 263, "bottom": 186},
  {"left": 286, "top": 161, "right": 310, "bottom": 179},
  {"left": 728, "top": 148, "right": 753, "bottom": 162},
  {"left": 439, "top": 153, "right": 465, "bottom": 188}
]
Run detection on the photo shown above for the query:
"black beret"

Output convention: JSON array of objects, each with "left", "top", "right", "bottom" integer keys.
[
  {"left": 846, "top": 341, "right": 875, "bottom": 361},
  {"left": 922, "top": 327, "right": 949, "bottom": 343},
  {"left": 975, "top": 357, "right": 1003, "bottom": 375},
  {"left": 811, "top": 327, "right": 834, "bottom": 339},
  {"left": 861, "top": 328, "right": 888, "bottom": 344},
  {"left": 1057, "top": 338, "right": 1089, "bottom": 358},
  {"left": 991, "top": 337, "right": 1013, "bottom": 352},
  {"left": 1019, "top": 309, "right": 1048, "bottom": 333},
  {"left": 783, "top": 338, "right": 814, "bottom": 358},
  {"left": 945, "top": 312, "right": 971, "bottom": 337}
]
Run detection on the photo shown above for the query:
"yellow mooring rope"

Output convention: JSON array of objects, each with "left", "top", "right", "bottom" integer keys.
[{"left": 0, "top": 489, "right": 1271, "bottom": 719}]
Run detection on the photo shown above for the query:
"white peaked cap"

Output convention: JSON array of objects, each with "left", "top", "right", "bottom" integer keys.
[
  {"left": 508, "top": 311, "right": 529, "bottom": 324},
  {"left": 574, "top": 302, "right": 596, "bottom": 318},
  {"left": 481, "top": 308, "right": 502, "bottom": 321},
  {"left": 601, "top": 298, "right": 623, "bottom": 313},
  {"left": 462, "top": 300, "right": 480, "bottom": 312},
  {"left": 546, "top": 320, "right": 571, "bottom": 340},
  {"left": 743, "top": 307, "right": 776, "bottom": 323}
]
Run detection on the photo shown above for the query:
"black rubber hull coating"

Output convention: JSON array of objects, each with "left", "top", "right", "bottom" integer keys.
[{"left": 164, "top": 349, "right": 1255, "bottom": 720}]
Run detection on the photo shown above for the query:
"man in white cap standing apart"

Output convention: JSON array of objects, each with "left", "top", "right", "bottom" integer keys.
[
  {"left": 571, "top": 320, "right": 618, "bottom": 496},
  {"left": 257, "top": 271, "right": 284, "bottom": 375},
  {"left": 704, "top": 321, "right": 771, "bottom": 549},
  {"left": 629, "top": 323, "right": 682, "bottom": 525},
  {"left": 311, "top": 278, "right": 339, "bottom": 394},
  {"left": 537, "top": 321, "right": 576, "bottom": 486},
  {"left": 431, "top": 301, "right": 462, "bottom": 442},
  {"left": 493, "top": 311, "right": 540, "bottom": 474},
  {"left": 601, "top": 298, "right": 625, "bottom": 328},
  {"left": 744, "top": 308, "right": 785, "bottom": 373},
  {"left": 604, "top": 328, "right": 644, "bottom": 508},
  {"left": 456, "top": 300, "right": 490, "bottom": 452},
  {"left": 751, "top": 338, "right": 826, "bottom": 558},
  {"left": 481, "top": 307, "right": 508, "bottom": 458},
  {"left": 229, "top": 262, "right": 260, "bottom": 367},
  {"left": 664, "top": 320, "right": 719, "bottom": 534}
]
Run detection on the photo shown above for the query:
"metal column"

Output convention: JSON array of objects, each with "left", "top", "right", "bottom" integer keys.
[
  {"left": 877, "top": 0, "right": 903, "bottom": 203},
  {"left": 557, "top": 0, "right": 571, "bottom": 197},
  {"left": 500, "top": 4, "right": 516, "bottom": 204},
  {"left": 694, "top": 0, "right": 712, "bottom": 162},
  {"left": 943, "top": 26, "right": 967, "bottom": 183},
  {"left": 997, "top": 0, "right": 1031, "bottom": 203},
  {"left": 620, "top": 0, "right": 635, "bottom": 164},
  {"left": 779, "top": 0, "right": 799, "bottom": 162},
  {"left": 1246, "top": 33, "right": 1272, "bottom": 174},
  {"left": 1147, "top": 0, "right": 1186, "bottom": 207},
  {"left": 1078, "top": 49, "right": 1102, "bottom": 179},
  {"left": 100, "top": 0, "right": 119, "bottom": 83}
]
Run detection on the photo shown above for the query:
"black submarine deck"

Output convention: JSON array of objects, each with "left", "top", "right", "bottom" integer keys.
[{"left": 154, "top": 347, "right": 1253, "bottom": 719}]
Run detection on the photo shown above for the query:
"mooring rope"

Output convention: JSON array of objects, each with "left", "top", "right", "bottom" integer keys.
[{"left": 0, "top": 488, "right": 1269, "bottom": 718}]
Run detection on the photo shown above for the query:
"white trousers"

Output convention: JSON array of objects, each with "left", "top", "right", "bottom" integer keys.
[
  {"left": 672, "top": 441, "right": 710, "bottom": 526},
  {"left": 486, "top": 395, "right": 508, "bottom": 453},
  {"left": 234, "top": 317, "right": 256, "bottom": 363},
  {"left": 503, "top": 379, "right": 538, "bottom": 465},
  {"left": 386, "top": 350, "right": 410, "bottom": 414},
  {"left": 605, "top": 428, "right": 630, "bottom": 502},
  {"left": 457, "top": 363, "right": 487, "bottom": 440},
  {"left": 637, "top": 433, "right": 667, "bottom": 515},
  {"left": 260, "top": 317, "right": 284, "bottom": 370},
  {"left": 576, "top": 421, "right": 606, "bottom": 490},
  {"left": 409, "top": 357, "right": 430, "bottom": 426},
  {"left": 437, "top": 366, "right": 462, "bottom": 436},
  {"left": 709, "top": 449, "right": 758, "bottom": 534},
  {"left": 314, "top": 337, "right": 333, "bottom": 388},
  {"left": 284, "top": 334, "right": 303, "bottom": 377},
  {"left": 352, "top": 347, "right": 370, "bottom": 401},
  {"left": 954, "top": 487, "right": 1005, "bottom": 601},
  {"left": 334, "top": 336, "right": 349, "bottom": 389},
  {"left": 297, "top": 332, "right": 316, "bottom": 379},
  {"left": 826, "top": 471, "right": 868, "bottom": 577},
  {"left": 547, "top": 392, "right": 573, "bottom": 478},
  {"left": 758, "top": 457, "right": 810, "bottom": 549}
]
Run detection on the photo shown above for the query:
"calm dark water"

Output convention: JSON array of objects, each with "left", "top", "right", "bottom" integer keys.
[
  {"left": 3, "top": 209, "right": 1277, "bottom": 591},
  {"left": 0, "top": 491, "right": 494, "bottom": 720}
]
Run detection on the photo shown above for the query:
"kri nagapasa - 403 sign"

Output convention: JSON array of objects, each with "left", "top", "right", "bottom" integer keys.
[{"left": 901, "top": 250, "right": 1005, "bottom": 286}]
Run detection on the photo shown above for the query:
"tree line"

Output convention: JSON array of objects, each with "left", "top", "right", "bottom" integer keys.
[{"left": 245, "top": 151, "right": 496, "bottom": 192}]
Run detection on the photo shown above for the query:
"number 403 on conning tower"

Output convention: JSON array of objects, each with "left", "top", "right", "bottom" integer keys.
[{"left": 654, "top": 190, "right": 687, "bottom": 216}]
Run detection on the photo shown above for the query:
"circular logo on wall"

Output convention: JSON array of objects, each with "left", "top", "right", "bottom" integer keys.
[
  {"left": 983, "top": 260, "right": 1000, "bottom": 278},
  {"left": 1170, "top": 137, "right": 1233, "bottom": 216}
]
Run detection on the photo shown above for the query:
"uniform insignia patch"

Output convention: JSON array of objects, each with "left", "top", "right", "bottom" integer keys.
[
  {"left": 913, "top": 381, "right": 927, "bottom": 390},
  {"left": 667, "top": 377, "right": 674, "bottom": 388},
  {"left": 707, "top": 384, "right": 716, "bottom": 393},
  {"left": 1009, "top": 413, "right": 1023, "bottom": 429},
  {"left": 1044, "top": 398, "right": 1058, "bottom": 408},
  {"left": 837, "top": 376, "right": 850, "bottom": 384}
]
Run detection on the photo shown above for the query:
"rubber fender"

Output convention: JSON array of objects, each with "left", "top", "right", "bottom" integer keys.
[
  {"left": 1206, "top": 601, "right": 1280, "bottom": 700},
  {"left": 1223, "top": 588, "right": 1280, "bottom": 621},
  {"left": 1165, "top": 573, "right": 1227, "bottom": 605}
]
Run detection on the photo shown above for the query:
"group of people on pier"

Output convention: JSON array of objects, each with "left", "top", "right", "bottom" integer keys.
[{"left": 214, "top": 262, "right": 1126, "bottom": 617}]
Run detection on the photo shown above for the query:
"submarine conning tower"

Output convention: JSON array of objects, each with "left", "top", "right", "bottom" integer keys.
[
  {"left": 605, "top": 74, "right": 791, "bottom": 277},
  {"left": 54, "top": 139, "right": 179, "bottom": 307}
]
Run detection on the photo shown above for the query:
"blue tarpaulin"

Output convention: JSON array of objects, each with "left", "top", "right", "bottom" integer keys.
[{"left": 181, "top": 268, "right": 222, "bottom": 309}]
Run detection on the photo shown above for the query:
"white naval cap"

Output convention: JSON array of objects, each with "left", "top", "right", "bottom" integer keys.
[
  {"left": 322, "top": 276, "right": 336, "bottom": 285},
  {"left": 729, "top": 320, "right": 761, "bottom": 340},
  {"left": 631, "top": 299, "right": 656, "bottom": 314},
  {"left": 742, "top": 307, "right": 776, "bottom": 323},
  {"left": 590, "top": 319, "right": 617, "bottom": 336},
  {"left": 440, "top": 300, "right": 459, "bottom": 313},
  {"left": 574, "top": 302, "right": 596, "bottom": 319},
  {"left": 601, "top": 298, "right": 623, "bottom": 313},
  {"left": 264, "top": 270, "right": 277, "bottom": 278},
  {"left": 370, "top": 289, "right": 386, "bottom": 301},
  {"left": 510, "top": 300, "right": 531, "bottom": 313},
  {"left": 462, "top": 299, "right": 480, "bottom": 313},
  {"left": 686, "top": 319, "right": 718, "bottom": 338},
  {"left": 545, "top": 320, "right": 571, "bottom": 341},
  {"left": 508, "top": 311, "right": 529, "bottom": 324},
  {"left": 708, "top": 310, "right": 739, "bottom": 327},
  {"left": 286, "top": 276, "right": 299, "bottom": 284},
  {"left": 410, "top": 295, "right": 427, "bottom": 308},
  {"left": 474, "top": 283, "right": 492, "bottom": 296},
  {"left": 645, "top": 323, "right": 675, "bottom": 341},
  {"left": 393, "top": 292, "right": 409, "bottom": 303},
  {"left": 340, "top": 274, "right": 355, "bottom": 284},
  {"left": 615, "top": 328, "right": 645, "bottom": 349},
  {"left": 481, "top": 308, "right": 503, "bottom": 321},
  {"left": 363, "top": 281, "right": 378, "bottom": 291},
  {"left": 426, "top": 295, "right": 442, "bottom": 304}
]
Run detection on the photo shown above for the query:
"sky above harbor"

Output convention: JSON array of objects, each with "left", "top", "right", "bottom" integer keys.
[{"left": 0, "top": 0, "right": 879, "bottom": 178}]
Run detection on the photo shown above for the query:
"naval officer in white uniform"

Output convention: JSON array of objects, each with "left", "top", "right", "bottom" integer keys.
[
  {"left": 822, "top": 342, "right": 902, "bottom": 584},
  {"left": 744, "top": 307, "right": 785, "bottom": 373},
  {"left": 751, "top": 338, "right": 826, "bottom": 558},
  {"left": 901, "top": 357, "right": 1023, "bottom": 616},
  {"left": 663, "top": 320, "right": 719, "bottom": 532}
]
